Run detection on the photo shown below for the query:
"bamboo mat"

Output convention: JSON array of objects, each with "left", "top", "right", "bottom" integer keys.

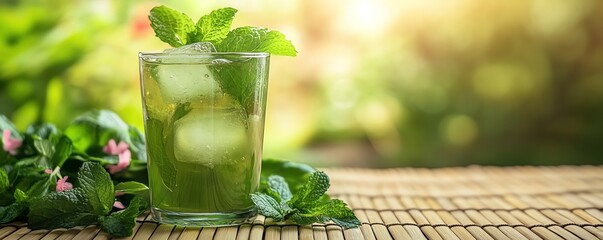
[{"left": 2, "top": 165, "right": 603, "bottom": 240}]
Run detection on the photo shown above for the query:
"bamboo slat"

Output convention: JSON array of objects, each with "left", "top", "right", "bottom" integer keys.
[{"left": 2, "top": 165, "right": 603, "bottom": 239}]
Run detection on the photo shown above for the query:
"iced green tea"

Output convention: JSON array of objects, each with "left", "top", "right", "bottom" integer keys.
[{"left": 139, "top": 51, "right": 269, "bottom": 226}]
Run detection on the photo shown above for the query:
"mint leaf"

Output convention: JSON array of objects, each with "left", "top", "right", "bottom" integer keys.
[
  {"left": 14, "top": 189, "right": 27, "bottom": 202},
  {"left": 26, "top": 177, "right": 52, "bottom": 199},
  {"left": 288, "top": 200, "right": 360, "bottom": 229},
  {"left": 99, "top": 197, "right": 143, "bottom": 237},
  {"left": 50, "top": 136, "right": 72, "bottom": 168},
  {"left": 77, "top": 162, "right": 114, "bottom": 215},
  {"left": 281, "top": 199, "right": 360, "bottom": 228},
  {"left": 252, "top": 169, "right": 360, "bottom": 229},
  {"left": 115, "top": 181, "right": 149, "bottom": 196},
  {"left": 289, "top": 213, "right": 328, "bottom": 226},
  {"left": 28, "top": 188, "right": 99, "bottom": 229},
  {"left": 211, "top": 59, "right": 258, "bottom": 115},
  {"left": 195, "top": 7, "right": 237, "bottom": 46},
  {"left": 149, "top": 5, "right": 195, "bottom": 47},
  {"left": 25, "top": 123, "right": 59, "bottom": 140},
  {"left": 261, "top": 159, "right": 315, "bottom": 194},
  {"left": 332, "top": 215, "right": 362, "bottom": 229},
  {"left": 291, "top": 171, "right": 330, "bottom": 208},
  {"left": 312, "top": 199, "right": 360, "bottom": 228},
  {"left": 217, "top": 27, "right": 297, "bottom": 56},
  {"left": 267, "top": 175, "right": 292, "bottom": 203},
  {"left": 146, "top": 118, "right": 177, "bottom": 190},
  {"left": 127, "top": 126, "right": 147, "bottom": 163},
  {"left": 250, "top": 192, "right": 289, "bottom": 221},
  {"left": 0, "top": 202, "right": 27, "bottom": 224},
  {"left": 0, "top": 189, "right": 29, "bottom": 224},
  {"left": 0, "top": 168, "right": 8, "bottom": 193},
  {"left": 34, "top": 139, "right": 53, "bottom": 158}
]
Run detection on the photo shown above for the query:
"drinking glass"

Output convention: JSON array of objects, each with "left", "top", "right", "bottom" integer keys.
[{"left": 138, "top": 52, "right": 270, "bottom": 226}]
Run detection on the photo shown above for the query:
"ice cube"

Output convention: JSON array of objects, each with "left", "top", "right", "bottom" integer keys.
[
  {"left": 163, "top": 42, "right": 216, "bottom": 54},
  {"left": 155, "top": 42, "right": 221, "bottom": 103},
  {"left": 155, "top": 64, "right": 219, "bottom": 103},
  {"left": 173, "top": 108, "right": 250, "bottom": 165}
]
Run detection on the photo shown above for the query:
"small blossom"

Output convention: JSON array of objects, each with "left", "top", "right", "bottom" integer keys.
[
  {"left": 115, "top": 191, "right": 125, "bottom": 197},
  {"left": 107, "top": 149, "right": 131, "bottom": 174},
  {"left": 2, "top": 129, "right": 22, "bottom": 155},
  {"left": 113, "top": 200, "right": 125, "bottom": 209},
  {"left": 44, "top": 169, "right": 53, "bottom": 174},
  {"left": 56, "top": 176, "right": 73, "bottom": 192},
  {"left": 103, "top": 139, "right": 129, "bottom": 155}
]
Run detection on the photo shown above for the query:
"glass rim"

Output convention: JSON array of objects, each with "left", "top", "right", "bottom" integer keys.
[{"left": 139, "top": 51, "right": 270, "bottom": 58}]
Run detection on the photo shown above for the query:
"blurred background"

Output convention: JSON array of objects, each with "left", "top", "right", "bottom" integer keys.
[{"left": 1, "top": 0, "right": 602, "bottom": 168}]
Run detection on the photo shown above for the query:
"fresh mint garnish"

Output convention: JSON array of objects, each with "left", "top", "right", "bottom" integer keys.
[
  {"left": 217, "top": 26, "right": 297, "bottom": 56},
  {"left": 148, "top": 5, "right": 297, "bottom": 56},
  {"left": 195, "top": 7, "right": 238, "bottom": 46},
  {"left": 149, "top": 6, "right": 196, "bottom": 47},
  {"left": 251, "top": 171, "right": 361, "bottom": 228}
]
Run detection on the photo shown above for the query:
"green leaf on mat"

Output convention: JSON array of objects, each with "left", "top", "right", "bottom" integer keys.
[
  {"left": 99, "top": 197, "right": 143, "bottom": 237},
  {"left": 77, "top": 162, "right": 114, "bottom": 215},
  {"left": 27, "top": 188, "right": 99, "bottom": 229}
]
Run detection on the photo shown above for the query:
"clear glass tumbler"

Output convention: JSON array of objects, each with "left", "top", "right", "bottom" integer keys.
[{"left": 138, "top": 52, "right": 270, "bottom": 226}]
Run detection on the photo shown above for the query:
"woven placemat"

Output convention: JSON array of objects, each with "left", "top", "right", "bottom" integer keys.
[{"left": 1, "top": 165, "right": 602, "bottom": 239}]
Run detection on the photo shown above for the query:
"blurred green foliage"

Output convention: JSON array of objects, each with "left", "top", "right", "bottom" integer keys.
[
  {"left": 1, "top": 0, "right": 602, "bottom": 167},
  {"left": 0, "top": 0, "right": 141, "bottom": 131}
]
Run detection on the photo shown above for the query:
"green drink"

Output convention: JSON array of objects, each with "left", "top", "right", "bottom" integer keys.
[{"left": 139, "top": 48, "right": 269, "bottom": 226}]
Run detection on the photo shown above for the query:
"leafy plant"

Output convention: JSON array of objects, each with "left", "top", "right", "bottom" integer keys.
[
  {"left": 0, "top": 110, "right": 149, "bottom": 237},
  {"left": 251, "top": 171, "right": 360, "bottom": 228}
]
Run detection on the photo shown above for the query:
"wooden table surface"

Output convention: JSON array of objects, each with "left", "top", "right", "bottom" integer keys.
[{"left": 1, "top": 165, "right": 602, "bottom": 239}]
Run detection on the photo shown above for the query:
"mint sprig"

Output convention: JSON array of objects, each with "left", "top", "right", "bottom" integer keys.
[
  {"left": 251, "top": 172, "right": 361, "bottom": 228},
  {"left": 149, "top": 5, "right": 297, "bottom": 56},
  {"left": 195, "top": 7, "right": 237, "bottom": 46},
  {"left": 217, "top": 26, "right": 297, "bottom": 56},
  {"left": 149, "top": 6, "right": 196, "bottom": 47}
]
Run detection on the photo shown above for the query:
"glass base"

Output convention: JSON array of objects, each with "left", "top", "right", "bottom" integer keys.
[{"left": 151, "top": 207, "right": 257, "bottom": 227}]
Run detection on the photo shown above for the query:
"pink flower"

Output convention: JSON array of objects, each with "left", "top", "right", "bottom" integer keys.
[
  {"left": 56, "top": 176, "right": 73, "bottom": 192},
  {"left": 114, "top": 191, "right": 125, "bottom": 197},
  {"left": 44, "top": 169, "right": 53, "bottom": 174},
  {"left": 107, "top": 149, "right": 131, "bottom": 174},
  {"left": 2, "top": 129, "right": 22, "bottom": 155},
  {"left": 113, "top": 200, "right": 125, "bottom": 209},
  {"left": 103, "top": 139, "right": 129, "bottom": 155}
]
